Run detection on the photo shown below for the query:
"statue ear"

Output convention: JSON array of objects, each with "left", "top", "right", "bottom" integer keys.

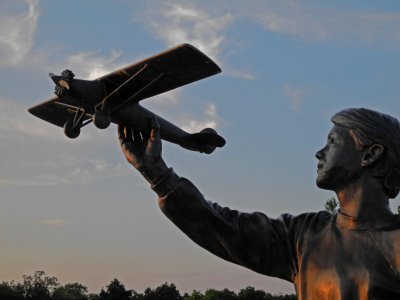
[{"left": 361, "top": 144, "right": 385, "bottom": 167}]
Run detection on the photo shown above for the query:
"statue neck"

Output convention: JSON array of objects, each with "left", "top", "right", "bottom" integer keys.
[{"left": 335, "top": 175, "right": 393, "bottom": 218}]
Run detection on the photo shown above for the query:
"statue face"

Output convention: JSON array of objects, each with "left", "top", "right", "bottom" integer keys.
[{"left": 315, "top": 125, "right": 364, "bottom": 190}]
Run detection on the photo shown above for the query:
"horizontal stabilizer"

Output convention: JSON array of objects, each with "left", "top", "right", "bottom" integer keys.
[
  {"left": 186, "top": 128, "right": 226, "bottom": 154},
  {"left": 191, "top": 128, "right": 226, "bottom": 147}
]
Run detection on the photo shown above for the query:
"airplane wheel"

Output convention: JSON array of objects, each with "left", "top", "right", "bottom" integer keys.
[
  {"left": 93, "top": 111, "right": 111, "bottom": 129},
  {"left": 63, "top": 121, "right": 80, "bottom": 139}
]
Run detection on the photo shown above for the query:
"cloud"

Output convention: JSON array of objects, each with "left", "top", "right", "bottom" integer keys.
[
  {"left": 65, "top": 50, "right": 127, "bottom": 80},
  {"left": 180, "top": 103, "right": 220, "bottom": 133},
  {"left": 0, "top": 0, "right": 40, "bottom": 67},
  {"left": 144, "top": 98, "right": 222, "bottom": 133},
  {"left": 0, "top": 151, "right": 131, "bottom": 188},
  {"left": 131, "top": 1, "right": 230, "bottom": 132},
  {"left": 244, "top": 1, "right": 400, "bottom": 46},
  {"left": 0, "top": 97, "right": 62, "bottom": 140},
  {"left": 283, "top": 85, "right": 307, "bottom": 111},
  {"left": 252, "top": 3, "right": 327, "bottom": 40},
  {"left": 334, "top": 11, "right": 400, "bottom": 46},
  {"left": 144, "top": 89, "right": 182, "bottom": 107},
  {"left": 138, "top": 2, "right": 232, "bottom": 63},
  {"left": 224, "top": 68, "right": 256, "bottom": 81},
  {"left": 0, "top": 1, "right": 132, "bottom": 75},
  {"left": 0, "top": 96, "right": 131, "bottom": 188},
  {"left": 136, "top": 1, "right": 265, "bottom": 82}
]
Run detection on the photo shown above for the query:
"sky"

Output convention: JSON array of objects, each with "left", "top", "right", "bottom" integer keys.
[{"left": 1, "top": 0, "right": 400, "bottom": 295}]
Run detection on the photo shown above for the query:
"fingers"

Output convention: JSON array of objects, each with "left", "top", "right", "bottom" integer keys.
[
  {"left": 150, "top": 117, "right": 160, "bottom": 141},
  {"left": 124, "top": 127, "right": 133, "bottom": 142},
  {"left": 132, "top": 130, "right": 144, "bottom": 150},
  {"left": 118, "top": 120, "right": 160, "bottom": 157},
  {"left": 118, "top": 118, "right": 159, "bottom": 143},
  {"left": 118, "top": 125, "right": 125, "bottom": 143},
  {"left": 118, "top": 125, "right": 134, "bottom": 149},
  {"left": 146, "top": 117, "right": 162, "bottom": 161},
  {"left": 132, "top": 130, "right": 142, "bottom": 141}
]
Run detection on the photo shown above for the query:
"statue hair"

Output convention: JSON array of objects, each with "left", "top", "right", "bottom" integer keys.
[{"left": 331, "top": 108, "right": 400, "bottom": 198}]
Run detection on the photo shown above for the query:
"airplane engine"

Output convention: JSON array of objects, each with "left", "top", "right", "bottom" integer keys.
[{"left": 50, "top": 70, "right": 105, "bottom": 106}]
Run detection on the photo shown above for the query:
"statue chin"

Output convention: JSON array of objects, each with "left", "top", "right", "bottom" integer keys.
[{"left": 315, "top": 175, "right": 335, "bottom": 191}]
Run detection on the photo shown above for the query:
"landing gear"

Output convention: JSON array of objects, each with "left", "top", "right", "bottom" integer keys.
[
  {"left": 93, "top": 110, "right": 111, "bottom": 129},
  {"left": 63, "top": 121, "right": 80, "bottom": 139}
]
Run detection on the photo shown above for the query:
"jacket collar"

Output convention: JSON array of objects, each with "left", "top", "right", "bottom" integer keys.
[{"left": 335, "top": 210, "right": 400, "bottom": 231}]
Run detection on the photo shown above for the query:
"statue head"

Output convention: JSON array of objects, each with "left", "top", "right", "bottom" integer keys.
[{"left": 316, "top": 108, "right": 400, "bottom": 198}]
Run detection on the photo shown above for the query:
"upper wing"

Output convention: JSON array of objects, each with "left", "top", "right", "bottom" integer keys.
[{"left": 99, "top": 44, "right": 221, "bottom": 105}]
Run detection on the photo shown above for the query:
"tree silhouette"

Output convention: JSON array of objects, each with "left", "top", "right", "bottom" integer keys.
[
  {"left": 183, "top": 290, "right": 203, "bottom": 300},
  {"left": 0, "top": 280, "right": 24, "bottom": 300},
  {"left": 203, "top": 288, "right": 237, "bottom": 300},
  {"left": 52, "top": 283, "right": 88, "bottom": 300},
  {"left": 22, "top": 271, "right": 59, "bottom": 300},
  {"left": 0, "top": 271, "right": 297, "bottom": 299},
  {"left": 99, "top": 279, "right": 133, "bottom": 300},
  {"left": 143, "top": 282, "right": 181, "bottom": 300},
  {"left": 324, "top": 197, "right": 338, "bottom": 214},
  {"left": 238, "top": 286, "right": 267, "bottom": 300}
]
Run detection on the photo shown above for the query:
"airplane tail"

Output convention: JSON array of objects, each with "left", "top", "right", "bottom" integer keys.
[{"left": 188, "top": 128, "right": 226, "bottom": 154}]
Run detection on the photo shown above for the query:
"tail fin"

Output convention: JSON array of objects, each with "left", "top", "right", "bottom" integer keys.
[{"left": 190, "top": 128, "right": 226, "bottom": 154}]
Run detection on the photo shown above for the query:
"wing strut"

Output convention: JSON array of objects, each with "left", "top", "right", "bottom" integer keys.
[
  {"left": 55, "top": 101, "right": 92, "bottom": 138},
  {"left": 96, "top": 64, "right": 149, "bottom": 111},
  {"left": 92, "top": 71, "right": 164, "bottom": 130},
  {"left": 110, "top": 72, "right": 164, "bottom": 113}
]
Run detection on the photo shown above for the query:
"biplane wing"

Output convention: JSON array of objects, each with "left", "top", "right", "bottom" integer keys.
[
  {"left": 100, "top": 43, "right": 221, "bottom": 102},
  {"left": 28, "top": 44, "right": 221, "bottom": 129}
]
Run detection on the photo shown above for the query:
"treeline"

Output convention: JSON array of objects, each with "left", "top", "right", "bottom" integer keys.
[{"left": 0, "top": 271, "right": 297, "bottom": 300}]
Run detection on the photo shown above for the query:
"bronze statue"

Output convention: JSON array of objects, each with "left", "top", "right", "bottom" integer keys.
[{"left": 118, "top": 108, "right": 400, "bottom": 300}]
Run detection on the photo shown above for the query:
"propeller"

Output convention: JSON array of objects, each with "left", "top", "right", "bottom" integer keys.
[{"left": 50, "top": 69, "right": 75, "bottom": 97}]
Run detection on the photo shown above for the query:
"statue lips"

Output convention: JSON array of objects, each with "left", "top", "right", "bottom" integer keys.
[{"left": 316, "top": 162, "right": 328, "bottom": 187}]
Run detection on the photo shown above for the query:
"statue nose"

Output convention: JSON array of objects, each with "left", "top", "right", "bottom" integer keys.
[{"left": 315, "top": 148, "right": 324, "bottom": 159}]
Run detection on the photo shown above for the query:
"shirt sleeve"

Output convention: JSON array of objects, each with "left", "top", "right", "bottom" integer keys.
[{"left": 155, "top": 173, "right": 314, "bottom": 282}]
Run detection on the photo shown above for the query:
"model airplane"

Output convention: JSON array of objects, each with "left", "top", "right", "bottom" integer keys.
[{"left": 28, "top": 44, "right": 226, "bottom": 154}]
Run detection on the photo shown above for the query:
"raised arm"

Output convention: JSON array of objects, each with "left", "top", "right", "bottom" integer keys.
[{"left": 118, "top": 119, "right": 309, "bottom": 282}]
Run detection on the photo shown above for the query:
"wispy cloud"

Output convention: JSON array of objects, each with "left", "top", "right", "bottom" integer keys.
[
  {"left": 180, "top": 103, "right": 220, "bottom": 133},
  {"left": 145, "top": 89, "right": 182, "bottom": 107},
  {"left": 0, "top": 97, "right": 131, "bottom": 188},
  {"left": 0, "top": 0, "right": 39, "bottom": 67},
  {"left": 133, "top": 1, "right": 229, "bottom": 131},
  {"left": 138, "top": 2, "right": 232, "bottom": 63},
  {"left": 283, "top": 84, "right": 308, "bottom": 111},
  {"left": 333, "top": 11, "right": 400, "bottom": 46},
  {"left": 243, "top": 1, "right": 400, "bottom": 46},
  {"left": 224, "top": 68, "right": 256, "bottom": 81},
  {"left": 0, "top": 1, "right": 131, "bottom": 77},
  {"left": 0, "top": 154, "right": 130, "bottom": 188},
  {"left": 0, "top": 97, "right": 62, "bottom": 140},
  {"left": 65, "top": 50, "right": 128, "bottom": 80},
  {"left": 251, "top": 2, "right": 327, "bottom": 40}
]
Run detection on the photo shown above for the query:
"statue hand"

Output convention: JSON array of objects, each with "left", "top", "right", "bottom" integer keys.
[{"left": 118, "top": 118, "right": 168, "bottom": 182}]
